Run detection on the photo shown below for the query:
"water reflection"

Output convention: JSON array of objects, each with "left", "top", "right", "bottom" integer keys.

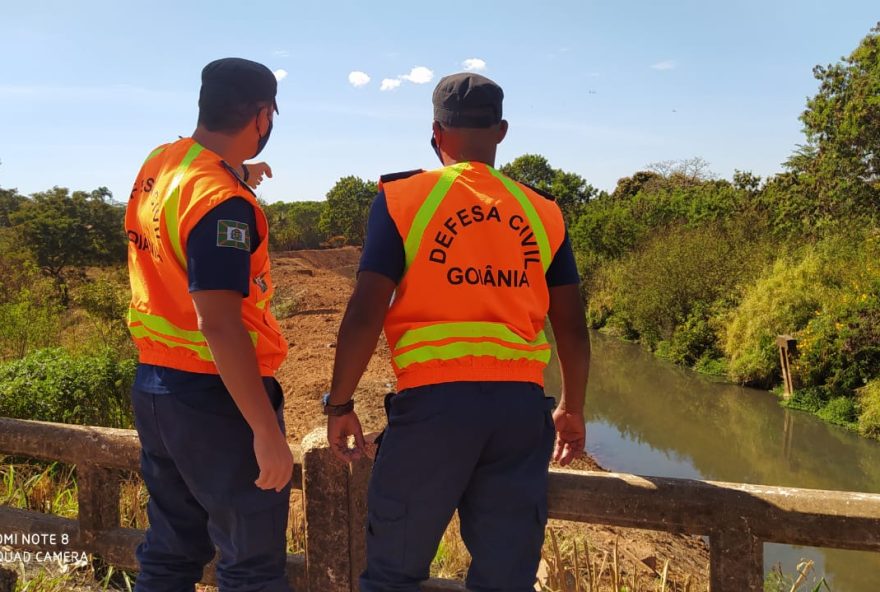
[{"left": 543, "top": 331, "right": 880, "bottom": 591}]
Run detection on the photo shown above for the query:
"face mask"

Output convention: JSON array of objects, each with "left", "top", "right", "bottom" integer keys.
[
  {"left": 430, "top": 136, "right": 444, "bottom": 165},
  {"left": 252, "top": 118, "right": 273, "bottom": 159}
]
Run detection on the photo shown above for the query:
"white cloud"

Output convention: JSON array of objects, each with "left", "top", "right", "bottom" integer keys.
[
  {"left": 348, "top": 71, "right": 371, "bottom": 87},
  {"left": 273, "top": 69, "right": 288, "bottom": 81},
  {"left": 400, "top": 66, "right": 434, "bottom": 84},
  {"left": 650, "top": 60, "right": 676, "bottom": 71},
  {"left": 462, "top": 58, "right": 486, "bottom": 72},
  {"left": 380, "top": 78, "right": 402, "bottom": 91}
]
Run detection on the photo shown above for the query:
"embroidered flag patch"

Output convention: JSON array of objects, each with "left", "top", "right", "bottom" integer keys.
[{"left": 217, "top": 220, "right": 251, "bottom": 250}]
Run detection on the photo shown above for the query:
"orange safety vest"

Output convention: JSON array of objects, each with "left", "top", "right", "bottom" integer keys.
[
  {"left": 125, "top": 138, "right": 287, "bottom": 376},
  {"left": 381, "top": 161, "right": 567, "bottom": 391}
]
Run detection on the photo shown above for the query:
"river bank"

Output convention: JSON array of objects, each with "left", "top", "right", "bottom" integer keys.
[{"left": 572, "top": 330, "right": 880, "bottom": 590}]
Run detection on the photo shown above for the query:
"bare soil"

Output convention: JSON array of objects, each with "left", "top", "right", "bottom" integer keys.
[{"left": 271, "top": 247, "right": 710, "bottom": 588}]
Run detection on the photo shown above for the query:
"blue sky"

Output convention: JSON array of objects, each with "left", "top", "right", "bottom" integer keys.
[{"left": 1, "top": 1, "right": 877, "bottom": 203}]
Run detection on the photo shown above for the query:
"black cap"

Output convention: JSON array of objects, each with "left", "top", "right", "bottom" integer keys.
[
  {"left": 200, "top": 57, "right": 279, "bottom": 115},
  {"left": 432, "top": 72, "right": 503, "bottom": 128}
]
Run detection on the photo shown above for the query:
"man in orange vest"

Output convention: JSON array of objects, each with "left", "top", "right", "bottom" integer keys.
[
  {"left": 324, "top": 73, "right": 591, "bottom": 591},
  {"left": 126, "top": 58, "right": 292, "bottom": 592}
]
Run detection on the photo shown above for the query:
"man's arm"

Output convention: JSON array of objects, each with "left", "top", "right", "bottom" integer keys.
[
  {"left": 547, "top": 283, "right": 591, "bottom": 466},
  {"left": 326, "top": 272, "right": 396, "bottom": 462},
  {"left": 326, "top": 192, "right": 403, "bottom": 463},
  {"left": 185, "top": 197, "right": 292, "bottom": 491},
  {"left": 328, "top": 272, "right": 397, "bottom": 405},
  {"left": 237, "top": 162, "right": 273, "bottom": 189},
  {"left": 191, "top": 291, "right": 292, "bottom": 491}
]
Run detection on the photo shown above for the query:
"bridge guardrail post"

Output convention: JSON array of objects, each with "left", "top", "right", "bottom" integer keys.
[
  {"left": 302, "top": 428, "right": 355, "bottom": 592},
  {"left": 348, "top": 455, "right": 372, "bottom": 591},
  {"left": 709, "top": 527, "right": 763, "bottom": 591}
]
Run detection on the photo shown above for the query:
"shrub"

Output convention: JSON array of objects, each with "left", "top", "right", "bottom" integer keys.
[
  {"left": 785, "top": 386, "right": 828, "bottom": 414},
  {"left": 593, "top": 222, "right": 769, "bottom": 348},
  {"left": 858, "top": 380, "right": 880, "bottom": 438},
  {"left": 722, "top": 250, "right": 824, "bottom": 386},
  {"left": 693, "top": 354, "right": 728, "bottom": 377},
  {"left": 0, "top": 289, "right": 62, "bottom": 361},
  {"left": 0, "top": 348, "right": 135, "bottom": 428},
  {"left": 661, "top": 309, "right": 721, "bottom": 367},
  {"left": 68, "top": 274, "right": 132, "bottom": 353},
  {"left": 724, "top": 232, "right": 880, "bottom": 391},
  {"left": 816, "top": 396, "right": 857, "bottom": 428}
]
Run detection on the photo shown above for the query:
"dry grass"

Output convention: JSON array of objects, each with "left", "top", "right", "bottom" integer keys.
[{"left": 430, "top": 514, "right": 701, "bottom": 592}]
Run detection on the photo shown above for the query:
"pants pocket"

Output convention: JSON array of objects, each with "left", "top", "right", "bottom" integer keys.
[{"left": 366, "top": 492, "right": 407, "bottom": 572}]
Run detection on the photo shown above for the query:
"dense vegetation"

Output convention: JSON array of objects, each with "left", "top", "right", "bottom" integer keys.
[
  {"left": 0, "top": 23, "right": 877, "bottom": 437},
  {"left": 564, "top": 23, "right": 880, "bottom": 435}
]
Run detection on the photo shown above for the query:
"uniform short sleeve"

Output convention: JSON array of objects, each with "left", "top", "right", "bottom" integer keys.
[
  {"left": 358, "top": 192, "right": 405, "bottom": 283},
  {"left": 546, "top": 230, "right": 580, "bottom": 287},
  {"left": 187, "top": 197, "right": 258, "bottom": 296}
]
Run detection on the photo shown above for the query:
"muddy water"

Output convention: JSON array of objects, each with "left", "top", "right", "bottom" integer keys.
[{"left": 543, "top": 331, "right": 880, "bottom": 591}]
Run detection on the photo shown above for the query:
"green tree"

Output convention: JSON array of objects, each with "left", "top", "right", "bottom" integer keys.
[
  {"left": 500, "top": 154, "right": 555, "bottom": 187},
  {"left": 0, "top": 187, "right": 26, "bottom": 227},
  {"left": 266, "top": 201, "right": 328, "bottom": 251},
  {"left": 319, "top": 176, "right": 377, "bottom": 245},
  {"left": 10, "top": 186, "right": 126, "bottom": 303},
  {"left": 500, "top": 154, "right": 598, "bottom": 221},
  {"left": 610, "top": 171, "right": 664, "bottom": 200},
  {"left": 797, "top": 22, "right": 880, "bottom": 218}
]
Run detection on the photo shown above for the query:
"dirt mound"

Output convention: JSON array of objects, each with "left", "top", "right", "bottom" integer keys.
[{"left": 273, "top": 247, "right": 392, "bottom": 442}]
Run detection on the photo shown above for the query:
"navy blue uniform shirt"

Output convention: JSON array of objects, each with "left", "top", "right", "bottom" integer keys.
[
  {"left": 134, "top": 197, "right": 277, "bottom": 394},
  {"left": 359, "top": 192, "right": 580, "bottom": 286}
]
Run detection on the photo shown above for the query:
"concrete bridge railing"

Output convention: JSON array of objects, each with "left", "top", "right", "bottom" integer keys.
[{"left": 2, "top": 417, "right": 880, "bottom": 591}]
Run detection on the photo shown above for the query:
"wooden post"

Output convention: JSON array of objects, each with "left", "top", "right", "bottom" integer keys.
[
  {"left": 77, "top": 464, "right": 121, "bottom": 544},
  {"left": 348, "top": 457, "right": 372, "bottom": 591},
  {"left": 776, "top": 335, "right": 797, "bottom": 399},
  {"left": 77, "top": 463, "right": 123, "bottom": 583},
  {"left": 0, "top": 567, "right": 17, "bottom": 592},
  {"left": 302, "top": 429, "right": 355, "bottom": 592},
  {"left": 709, "top": 528, "right": 763, "bottom": 591}
]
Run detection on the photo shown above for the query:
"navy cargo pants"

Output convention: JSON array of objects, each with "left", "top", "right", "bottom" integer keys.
[
  {"left": 360, "top": 381, "right": 556, "bottom": 592},
  {"left": 131, "top": 380, "right": 291, "bottom": 592}
]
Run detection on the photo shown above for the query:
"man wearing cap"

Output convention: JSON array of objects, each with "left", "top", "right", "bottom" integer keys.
[
  {"left": 324, "top": 72, "right": 591, "bottom": 591},
  {"left": 126, "top": 57, "right": 292, "bottom": 591}
]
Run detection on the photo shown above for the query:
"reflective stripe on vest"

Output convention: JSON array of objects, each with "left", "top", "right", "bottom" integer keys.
[
  {"left": 401, "top": 163, "right": 553, "bottom": 273},
  {"left": 392, "top": 321, "right": 551, "bottom": 370},
  {"left": 162, "top": 143, "right": 205, "bottom": 268},
  {"left": 128, "top": 308, "right": 258, "bottom": 362},
  {"left": 403, "top": 163, "right": 467, "bottom": 271},
  {"left": 143, "top": 145, "right": 167, "bottom": 165},
  {"left": 487, "top": 167, "right": 552, "bottom": 272}
]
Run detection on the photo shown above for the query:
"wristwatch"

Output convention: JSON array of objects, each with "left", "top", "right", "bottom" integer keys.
[{"left": 322, "top": 393, "right": 355, "bottom": 416}]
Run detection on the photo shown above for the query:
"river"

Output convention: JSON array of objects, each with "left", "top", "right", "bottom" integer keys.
[{"left": 543, "top": 330, "right": 880, "bottom": 591}]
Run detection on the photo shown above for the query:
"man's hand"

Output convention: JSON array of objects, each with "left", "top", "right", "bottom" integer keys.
[
  {"left": 245, "top": 162, "right": 273, "bottom": 189},
  {"left": 327, "top": 411, "right": 367, "bottom": 464},
  {"left": 253, "top": 426, "right": 294, "bottom": 492},
  {"left": 552, "top": 405, "right": 586, "bottom": 467}
]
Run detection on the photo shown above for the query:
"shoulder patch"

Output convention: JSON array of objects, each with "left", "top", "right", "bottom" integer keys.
[
  {"left": 522, "top": 182, "right": 557, "bottom": 202},
  {"left": 379, "top": 169, "right": 424, "bottom": 184},
  {"left": 217, "top": 220, "right": 251, "bottom": 251}
]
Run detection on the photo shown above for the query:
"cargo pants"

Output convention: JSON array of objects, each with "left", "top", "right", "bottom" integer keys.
[
  {"left": 131, "top": 380, "right": 291, "bottom": 592},
  {"left": 360, "top": 381, "right": 556, "bottom": 592}
]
